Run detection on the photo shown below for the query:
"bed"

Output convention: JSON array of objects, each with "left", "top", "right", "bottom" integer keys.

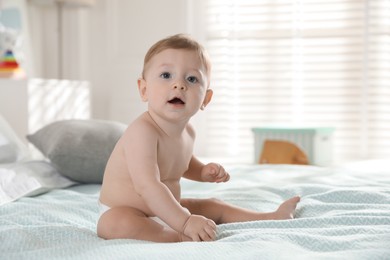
[{"left": 1, "top": 117, "right": 390, "bottom": 259}]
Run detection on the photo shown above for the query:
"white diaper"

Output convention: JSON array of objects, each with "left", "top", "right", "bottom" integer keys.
[
  {"left": 98, "top": 200, "right": 169, "bottom": 228},
  {"left": 98, "top": 200, "right": 111, "bottom": 218}
]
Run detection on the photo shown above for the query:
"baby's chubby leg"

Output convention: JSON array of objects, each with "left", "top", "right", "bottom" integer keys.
[
  {"left": 181, "top": 196, "right": 300, "bottom": 225},
  {"left": 97, "top": 206, "right": 183, "bottom": 242}
]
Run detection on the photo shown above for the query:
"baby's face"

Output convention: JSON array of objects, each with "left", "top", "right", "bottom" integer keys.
[{"left": 141, "top": 48, "right": 210, "bottom": 122}]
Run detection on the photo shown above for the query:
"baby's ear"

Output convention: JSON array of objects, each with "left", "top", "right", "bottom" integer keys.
[
  {"left": 137, "top": 78, "right": 148, "bottom": 102},
  {"left": 201, "top": 89, "right": 213, "bottom": 110}
]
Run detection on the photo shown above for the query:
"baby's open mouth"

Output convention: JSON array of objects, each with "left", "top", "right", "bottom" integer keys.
[{"left": 168, "top": 97, "right": 185, "bottom": 104}]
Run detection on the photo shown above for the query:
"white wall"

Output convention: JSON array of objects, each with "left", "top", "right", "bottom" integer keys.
[
  {"left": 29, "top": 0, "right": 196, "bottom": 121},
  {"left": 28, "top": 0, "right": 210, "bottom": 155},
  {"left": 88, "top": 0, "right": 192, "bottom": 124}
]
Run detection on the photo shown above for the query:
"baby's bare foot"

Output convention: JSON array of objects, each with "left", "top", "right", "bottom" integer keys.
[{"left": 274, "top": 196, "right": 300, "bottom": 220}]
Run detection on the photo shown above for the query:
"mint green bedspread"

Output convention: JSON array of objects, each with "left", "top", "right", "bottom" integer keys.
[{"left": 1, "top": 164, "right": 390, "bottom": 259}]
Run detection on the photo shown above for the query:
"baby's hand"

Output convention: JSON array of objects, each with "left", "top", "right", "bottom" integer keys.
[
  {"left": 182, "top": 215, "right": 217, "bottom": 242},
  {"left": 201, "top": 163, "right": 230, "bottom": 183}
]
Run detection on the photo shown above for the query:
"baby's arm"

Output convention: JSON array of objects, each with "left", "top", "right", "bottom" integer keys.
[
  {"left": 123, "top": 123, "right": 216, "bottom": 241},
  {"left": 184, "top": 156, "right": 230, "bottom": 183},
  {"left": 123, "top": 124, "right": 189, "bottom": 231},
  {"left": 130, "top": 164, "right": 216, "bottom": 241}
]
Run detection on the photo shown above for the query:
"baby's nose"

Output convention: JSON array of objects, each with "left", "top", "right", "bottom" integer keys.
[{"left": 173, "top": 81, "right": 187, "bottom": 90}]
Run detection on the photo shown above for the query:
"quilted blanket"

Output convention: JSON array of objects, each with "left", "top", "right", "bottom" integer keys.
[{"left": 1, "top": 163, "right": 390, "bottom": 259}]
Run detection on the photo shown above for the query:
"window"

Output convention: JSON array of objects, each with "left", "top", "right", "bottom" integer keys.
[{"left": 202, "top": 0, "right": 390, "bottom": 164}]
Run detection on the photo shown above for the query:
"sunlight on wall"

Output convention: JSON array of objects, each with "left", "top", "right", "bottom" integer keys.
[
  {"left": 205, "top": 0, "right": 390, "bottom": 163},
  {"left": 28, "top": 78, "right": 90, "bottom": 133}
]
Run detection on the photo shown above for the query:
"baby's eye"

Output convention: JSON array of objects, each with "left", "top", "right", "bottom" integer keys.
[
  {"left": 160, "top": 72, "right": 171, "bottom": 79},
  {"left": 187, "top": 76, "right": 198, "bottom": 84}
]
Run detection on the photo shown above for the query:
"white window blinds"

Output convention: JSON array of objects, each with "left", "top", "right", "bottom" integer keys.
[{"left": 203, "top": 0, "right": 390, "bottom": 164}]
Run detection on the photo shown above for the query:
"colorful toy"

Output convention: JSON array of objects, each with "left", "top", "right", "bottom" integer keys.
[{"left": 0, "top": 49, "right": 23, "bottom": 78}]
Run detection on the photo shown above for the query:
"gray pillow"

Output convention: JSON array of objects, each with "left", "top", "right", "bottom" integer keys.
[{"left": 26, "top": 119, "right": 126, "bottom": 183}]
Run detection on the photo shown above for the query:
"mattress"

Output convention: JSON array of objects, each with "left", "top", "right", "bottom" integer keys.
[{"left": 1, "top": 163, "right": 390, "bottom": 259}]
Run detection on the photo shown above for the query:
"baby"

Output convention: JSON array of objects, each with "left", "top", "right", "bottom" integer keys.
[{"left": 97, "top": 34, "right": 300, "bottom": 243}]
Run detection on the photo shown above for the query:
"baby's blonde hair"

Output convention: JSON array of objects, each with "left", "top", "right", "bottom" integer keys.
[{"left": 142, "top": 34, "right": 211, "bottom": 83}]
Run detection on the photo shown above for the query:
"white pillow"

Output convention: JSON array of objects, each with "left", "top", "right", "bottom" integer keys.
[
  {"left": 0, "top": 114, "right": 30, "bottom": 163},
  {"left": 0, "top": 160, "right": 77, "bottom": 206}
]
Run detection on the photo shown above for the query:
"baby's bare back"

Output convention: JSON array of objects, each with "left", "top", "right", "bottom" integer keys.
[{"left": 99, "top": 112, "right": 194, "bottom": 217}]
